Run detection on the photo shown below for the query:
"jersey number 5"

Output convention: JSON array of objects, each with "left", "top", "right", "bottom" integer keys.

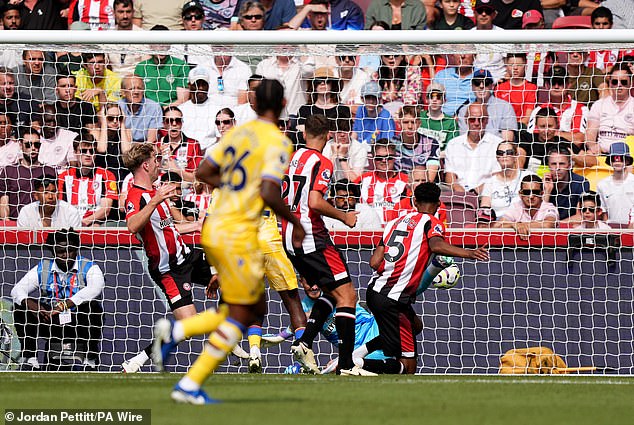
[
  {"left": 384, "top": 229, "right": 410, "bottom": 262},
  {"left": 221, "top": 147, "right": 249, "bottom": 191}
]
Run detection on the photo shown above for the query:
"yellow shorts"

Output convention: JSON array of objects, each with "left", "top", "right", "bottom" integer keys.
[{"left": 264, "top": 249, "right": 298, "bottom": 292}]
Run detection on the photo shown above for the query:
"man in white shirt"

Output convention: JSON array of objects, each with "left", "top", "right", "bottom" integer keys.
[
  {"left": 232, "top": 75, "right": 259, "bottom": 125},
  {"left": 204, "top": 54, "right": 251, "bottom": 109},
  {"left": 17, "top": 176, "right": 82, "bottom": 229},
  {"left": 597, "top": 142, "right": 634, "bottom": 224},
  {"left": 179, "top": 67, "right": 219, "bottom": 151},
  {"left": 11, "top": 228, "right": 104, "bottom": 370},
  {"left": 256, "top": 56, "right": 315, "bottom": 118},
  {"left": 444, "top": 102, "right": 502, "bottom": 194}
]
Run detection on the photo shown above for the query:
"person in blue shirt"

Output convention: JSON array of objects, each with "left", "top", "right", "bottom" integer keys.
[
  {"left": 432, "top": 53, "right": 476, "bottom": 117},
  {"left": 353, "top": 81, "right": 396, "bottom": 144}
]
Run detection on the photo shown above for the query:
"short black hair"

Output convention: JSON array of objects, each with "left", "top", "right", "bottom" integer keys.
[
  {"left": 35, "top": 174, "right": 58, "bottom": 191},
  {"left": 414, "top": 182, "right": 440, "bottom": 204},
  {"left": 45, "top": 228, "right": 81, "bottom": 252},
  {"left": 330, "top": 179, "right": 360, "bottom": 198},
  {"left": 17, "top": 126, "right": 40, "bottom": 140},
  {"left": 505, "top": 53, "right": 527, "bottom": 61},
  {"left": 581, "top": 191, "right": 601, "bottom": 207},
  {"left": 592, "top": 6, "right": 613, "bottom": 24},
  {"left": 254, "top": 78, "right": 285, "bottom": 117},
  {"left": 248, "top": 74, "right": 264, "bottom": 87},
  {"left": 81, "top": 52, "right": 106, "bottom": 64},
  {"left": 535, "top": 107, "right": 558, "bottom": 120},
  {"left": 150, "top": 24, "right": 169, "bottom": 31},
  {"left": 520, "top": 174, "right": 543, "bottom": 189},
  {"left": 1, "top": 3, "right": 20, "bottom": 17},
  {"left": 161, "top": 171, "right": 183, "bottom": 183},
  {"left": 113, "top": 0, "right": 133, "bottom": 8}
]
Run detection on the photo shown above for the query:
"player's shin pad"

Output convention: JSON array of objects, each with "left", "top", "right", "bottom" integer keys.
[{"left": 417, "top": 255, "right": 455, "bottom": 296}]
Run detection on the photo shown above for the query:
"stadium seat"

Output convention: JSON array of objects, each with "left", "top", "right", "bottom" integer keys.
[
  {"left": 440, "top": 191, "right": 479, "bottom": 228},
  {"left": 552, "top": 16, "right": 592, "bottom": 29}
]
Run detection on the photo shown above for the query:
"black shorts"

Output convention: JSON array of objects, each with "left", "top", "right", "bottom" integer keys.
[
  {"left": 366, "top": 288, "right": 417, "bottom": 359},
  {"left": 149, "top": 247, "right": 211, "bottom": 310},
  {"left": 287, "top": 243, "right": 351, "bottom": 292}
]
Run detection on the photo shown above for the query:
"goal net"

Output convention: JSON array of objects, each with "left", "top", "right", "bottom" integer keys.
[{"left": 0, "top": 30, "right": 634, "bottom": 374}]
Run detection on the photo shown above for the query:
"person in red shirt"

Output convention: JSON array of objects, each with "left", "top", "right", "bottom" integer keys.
[
  {"left": 360, "top": 182, "right": 488, "bottom": 374},
  {"left": 158, "top": 106, "right": 203, "bottom": 183},
  {"left": 58, "top": 134, "right": 118, "bottom": 226},
  {"left": 495, "top": 53, "right": 537, "bottom": 126},
  {"left": 120, "top": 142, "right": 212, "bottom": 373}
]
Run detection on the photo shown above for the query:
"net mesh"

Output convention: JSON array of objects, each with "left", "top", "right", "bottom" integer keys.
[{"left": 0, "top": 37, "right": 633, "bottom": 374}]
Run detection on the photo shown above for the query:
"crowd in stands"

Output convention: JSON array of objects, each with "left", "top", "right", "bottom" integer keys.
[{"left": 0, "top": 0, "right": 634, "bottom": 236}]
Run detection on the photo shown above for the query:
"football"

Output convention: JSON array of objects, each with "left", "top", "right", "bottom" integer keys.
[{"left": 433, "top": 264, "right": 461, "bottom": 289}]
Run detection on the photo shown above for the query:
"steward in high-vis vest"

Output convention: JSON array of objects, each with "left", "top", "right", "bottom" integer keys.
[{"left": 11, "top": 228, "right": 104, "bottom": 370}]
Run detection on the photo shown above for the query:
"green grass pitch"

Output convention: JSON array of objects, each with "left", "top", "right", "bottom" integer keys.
[{"left": 2, "top": 373, "right": 634, "bottom": 425}]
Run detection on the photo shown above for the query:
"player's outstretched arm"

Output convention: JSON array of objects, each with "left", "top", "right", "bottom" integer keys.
[
  {"left": 126, "top": 183, "right": 178, "bottom": 234},
  {"left": 261, "top": 179, "right": 305, "bottom": 247},
  {"left": 308, "top": 190, "right": 358, "bottom": 228},
  {"left": 428, "top": 237, "right": 489, "bottom": 261},
  {"left": 370, "top": 244, "right": 385, "bottom": 270}
]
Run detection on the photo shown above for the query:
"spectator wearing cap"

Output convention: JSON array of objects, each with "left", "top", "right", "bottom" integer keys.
[
  {"left": 494, "top": 174, "right": 558, "bottom": 240},
  {"left": 457, "top": 69, "right": 517, "bottom": 142},
  {"left": 597, "top": 142, "right": 634, "bottom": 224},
  {"left": 181, "top": 0, "right": 205, "bottom": 30},
  {"left": 495, "top": 53, "right": 537, "bottom": 126},
  {"left": 433, "top": 53, "right": 476, "bottom": 116},
  {"left": 521, "top": 8, "right": 544, "bottom": 29},
  {"left": 395, "top": 104, "right": 441, "bottom": 181},
  {"left": 521, "top": 9, "right": 552, "bottom": 87},
  {"left": 134, "top": 25, "right": 191, "bottom": 108},
  {"left": 488, "top": 0, "right": 543, "bottom": 30},
  {"left": 419, "top": 82, "right": 459, "bottom": 154},
  {"left": 179, "top": 67, "right": 219, "bottom": 151},
  {"left": 132, "top": 0, "right": 182, "bottom": 30},
  {"left": 542, "top": 145, "right": 590, "bottom": 220},
  {"left": 444, "top": 102, "right": 503, "bottom": 194},
  {"left": 353, "top": 81, "right": 396, "bottom": 144},
  {"left": 563, "top": 50, "right": 607, "bottom": 106},
  {"left": 431, "top": 0, "right": 474, "bottom": 30},
  {"left": 586, "top": 62, "right": 634, "bottom": 155},
  {"left": 364, "top": 0, "right": 427, "bottom": 30},
  {"left": 17, "top": 175, "right": 82, "bottom": 228},
  {"left": 470, "top": 1, "right": 506, "bottom": 83},
  {"left": 296, "top": 67, "right": 351, "bottom": 144},
  {"left": 528, "top": 65, "right": 588, "bottom": 147},
  {"left": 0, "top": 128, "right": 56, "bottom": 221},
  {"left": 118, "top": 74, "right": 162, "bottom": 144}
]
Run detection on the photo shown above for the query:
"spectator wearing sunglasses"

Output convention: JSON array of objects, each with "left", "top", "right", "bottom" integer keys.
[
  {"left": 238, "top": 1, "right": 266, "bottom": 30},
  {"left": 494, "top": 174, "right": 558, "bottom": 240},
  {"left": 355, "top": 140, "right": 409, "bottom": 224},
  {"left": 232, "top": 0, "right": 297, "bottom": 30},
  {"left": 157, "top": 106, "right": 204, "bottom": 183},
  {"left": 182, "top": 0, "right": 205, "bottom": 30},
  {"left": 597, "top": 142, "right": 634, "bottom": 225},
  {"left": 95, "top": 102, "right": 132, "bottom": 184},
  {"left": 457, "top": 68, "right": 517, "bottom": 142},
  {"left": 289, "top": 0, "right": 364, "bottom": 30},
  {"left": 469, "top": 1, "right": 506, "bottom": 83},
  {"left": 586, "top": 62, "right": 634, "bottom": 155},
  {"left": 572, "top": 191, "right": 610, "bottom": 230},
  {"left": 57, "top": 135, "right": 118, "bottom": 227},
  {"left": 0, "top": 127, "right": 56, "bottom": 221}
]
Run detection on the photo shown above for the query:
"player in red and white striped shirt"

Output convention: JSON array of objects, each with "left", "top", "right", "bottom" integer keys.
[
  {"left": 359, "top": 182, "right": 488, "bottom": 374},
  {"left": 281, "top": 114, "right": 364, "bottom": 375},
  {"left": 121, "top": 143, "right": 212, "bottom": 373}
]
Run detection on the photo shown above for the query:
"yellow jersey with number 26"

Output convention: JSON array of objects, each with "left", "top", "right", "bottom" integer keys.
[{"left": 203, "top": 119, "right": 292, "bottom": 249}]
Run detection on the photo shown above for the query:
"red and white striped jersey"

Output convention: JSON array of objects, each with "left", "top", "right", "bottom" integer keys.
[
  {"left": 125, "top": 184, "right": 190, "bottom": 273},
  {"left": 385, "top": 197, "right": 448, "bottom": 225},
  {"left": 58, "top": 167, "right": 118, "bottom": 218},
  {"left": 587, "top": 50, "right": 620, "bottom": 71},
  {"left": 369, "top": 212, "right": 445, "bottom": 304},
  {"left": 281, "top": 147, "right": 333, "bottom": 255},
  {"left": 69, "top": 0, "right": 115, "bottom": 30},
  {"left": 527, "top": 97, "right": 588, "bottom": 135},
  {"left": 157, "top": 133, "right": 204, "bottom": 172},
  {"left": 356, "top": 171, "right": 409, "bottom": 223}
]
